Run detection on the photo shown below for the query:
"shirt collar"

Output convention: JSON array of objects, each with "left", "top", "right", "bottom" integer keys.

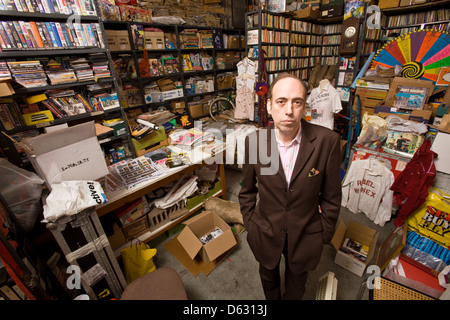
[
  {"left": 363, "top": 158, "right": 385, "bottom": 176},
  {"left": 275, "top": 125, "right": 302, "bottom": 147}
]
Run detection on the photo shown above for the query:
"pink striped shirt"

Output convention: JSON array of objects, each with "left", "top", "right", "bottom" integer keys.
[{"left": 275, "top": 127, "right": 302, "bottom": 186}]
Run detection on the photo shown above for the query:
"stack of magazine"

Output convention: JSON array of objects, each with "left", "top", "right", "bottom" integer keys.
[
  {"left": 70, "top": 57, "right": 94, "bottom": 82},
  {"left": 45, "top": 59, "right": 77, "bottom": 85},
  {"left": 89, "top": 53, "right": 111, "bottom": 81},
  {"left": 0, "top": 62, "right": 11, "bottom": 80},
  {"left": 7, "top": 60, "right": 47, "bottom": 88}
]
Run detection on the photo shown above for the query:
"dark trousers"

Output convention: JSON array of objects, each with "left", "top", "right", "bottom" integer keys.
[{"left": 258, "top": 235, "right": 308, "bottom": 300}]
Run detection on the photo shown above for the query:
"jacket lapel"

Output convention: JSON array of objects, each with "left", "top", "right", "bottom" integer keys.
[
  {"left": 290, "top": 119, "right": 316, "bottom": 185},
  {"left": 264, "top": 125, "right": 287, "bottom": 184}
]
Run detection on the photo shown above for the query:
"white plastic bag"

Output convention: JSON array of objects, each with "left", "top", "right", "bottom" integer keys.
[
  {"left": 0, "top": 158, "right": 44, "bottom": 231},
  {"left": 43, "top": 180, "right": 107, "bottom": 222}
]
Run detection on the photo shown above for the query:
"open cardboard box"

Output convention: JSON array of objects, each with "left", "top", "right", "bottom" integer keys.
[
  {"left": 164, "top": 210, "right": 238, "bottom": 276},
  {"left": 23, "top": 121, "right": 109, "bottom": 188},
  {"left": 331, "top": 220, "right": 379, "bottom": 277}
]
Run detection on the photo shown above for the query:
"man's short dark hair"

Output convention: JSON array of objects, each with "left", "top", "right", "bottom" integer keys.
[{"left": 267, "top": 73, "right": 308, "bottom": 100}]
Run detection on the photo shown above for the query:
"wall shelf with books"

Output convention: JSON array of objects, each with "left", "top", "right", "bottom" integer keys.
[
  {"left": 246, "top": 9, "right": 342, "bottom": 126},
  {"left": 246, "top": 10, "right": 341, "bottom": 82},
  {"left": 0, "top": 0, "right": 137, "bottom": 170}
]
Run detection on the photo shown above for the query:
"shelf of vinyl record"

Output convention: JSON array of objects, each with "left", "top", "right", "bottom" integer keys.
[{"left": 383, "top": 8, "right": 450, "bottom": 38}]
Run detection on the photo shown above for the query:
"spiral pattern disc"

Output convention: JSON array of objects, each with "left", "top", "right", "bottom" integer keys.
[{"left": 401, "top": 62, "right": 425, "bottom": 79}]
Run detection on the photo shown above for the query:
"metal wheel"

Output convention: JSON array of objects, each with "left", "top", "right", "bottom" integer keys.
[{"left": 208, "top": 96, "right": 235, "bottom": 121}]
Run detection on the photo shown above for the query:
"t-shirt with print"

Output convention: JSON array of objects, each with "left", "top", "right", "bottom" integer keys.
[{"left": 307, "top": 81, "right": 342, "bottom": 130}]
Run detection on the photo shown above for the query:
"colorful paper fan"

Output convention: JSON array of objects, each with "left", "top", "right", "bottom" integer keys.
[{"left": 370, "top": 29, "right": 450, "bottom": 83}]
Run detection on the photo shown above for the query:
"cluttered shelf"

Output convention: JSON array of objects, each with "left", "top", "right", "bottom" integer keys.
[
  {"left": 95, "top": 155, "right": 226, "bottom": 217},
  {"left": 110, "top": 188, "right": 223, "bottom": 257}
]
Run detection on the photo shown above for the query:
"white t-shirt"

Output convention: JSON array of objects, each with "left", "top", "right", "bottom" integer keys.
[{"left": 306, "top": 80, "right": 342, "bottom": 130}]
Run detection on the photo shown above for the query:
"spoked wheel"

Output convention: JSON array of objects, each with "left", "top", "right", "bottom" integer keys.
[{"left": 209, "top": 96, "right": 235, "bottom": 121}]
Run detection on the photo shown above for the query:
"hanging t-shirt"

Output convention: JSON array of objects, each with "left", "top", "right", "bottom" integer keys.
[
  {"left": 341, "top": 158, "right": 395, "bottom": 226},
  {"left": 306, "top": 80, "right": 342, "bottom": 130}
]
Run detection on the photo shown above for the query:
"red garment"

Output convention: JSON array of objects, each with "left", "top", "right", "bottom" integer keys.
[{"left": 390, "top": 139, "right": 437, "bottom": 227}]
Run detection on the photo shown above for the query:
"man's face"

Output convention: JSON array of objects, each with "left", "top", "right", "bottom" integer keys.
[{"left": 267, "top": 77, "right": 306, "bottom": 139}]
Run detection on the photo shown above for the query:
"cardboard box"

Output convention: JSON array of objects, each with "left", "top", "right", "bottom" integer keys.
[
  {"left": 177, "top": 211, "right": 237, "bottom": 265},
  {"left": 355, "top": 87, "right": 388, "bottom": 100},
  {"left": 378, "top": 0, "right": 399, "bottom": 8},
  {"left": 292, "top": 6, "right": 320, "bottom": 19},
  {"left": 189, "top": 103, "right": 208, "bottom": 119},
  {"left": 331, "top": 220, "right": 379, "bottom": 277},
  {"left": 144, "top": 29, "right": 164, "bottom": 50},
  {"left": 105, "top": 30, "right": 118, "bottom": 51},
  {"left": 23, "top": 121, "right": 109, "bottom": 188},
  {"left": 0, "top": 82, "right": 15, "bottom": 97},
  {"left": 409, "top": 109, "right": 432, "bottom": 124},
  {"left": 121, "top": 214, "right": 150, "bottom": 241},
  {"left": 438, "top": 114, "right": 450, "bottom": 133},
  {"left": 320, "top": 2, "right": 344, "bottom": 18},
  {"left": 115, "top": 30, "right": 131, "bottom": 50},
  {"left": 400, "top": 0, "right": 426, "bottom": 6},
  {"left": 115, "top": 196, "right": 149, "bottom": 226}
]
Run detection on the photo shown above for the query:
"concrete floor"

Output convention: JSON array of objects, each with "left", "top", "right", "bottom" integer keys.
[{"left": 153, "top": 166, "right": 395, "bottom": 300}]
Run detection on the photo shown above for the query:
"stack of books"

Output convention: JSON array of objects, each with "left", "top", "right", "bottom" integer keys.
[
  {"left": 0, "top": 62, "right": 11, "bottom": 80},
  {"left": 7, "top": 60, "right": 47, "bottom": 88},
  {"left": 89, "top": 53, "right": 111, "bottom": 81},
  {"left": 42, "top": 89, "right": 87, "bottom": 117},
  {"left": 70, "top": 57, "right": 94, "bottom": 82},
  {"left": 198, "top": 30, "right": 213, "bottom": 48},
  {"left": 179, "top": 29, "right": 199, "bottom": 49},
  {"left": 45, "top": 59, "right": 77, "bottom": 85}
]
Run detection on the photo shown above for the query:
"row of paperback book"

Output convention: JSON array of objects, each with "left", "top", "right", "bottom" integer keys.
[
  {"left": 0, "top": 20, "right": 105, "bottom": 50},
  {"left": 0, "top": 0, "right": 97, "bottom": 15}
]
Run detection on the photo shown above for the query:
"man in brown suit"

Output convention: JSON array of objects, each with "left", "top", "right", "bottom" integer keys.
[{"left": 239, "top": 74, "right": 342, "bottom": 299}]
